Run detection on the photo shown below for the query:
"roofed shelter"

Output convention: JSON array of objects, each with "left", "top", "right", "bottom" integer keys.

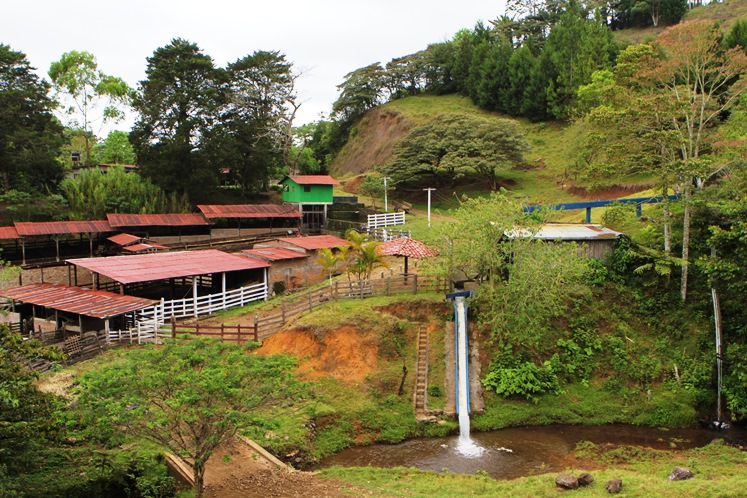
[
  {"left": 279, "top": 175, "right": 340, "bottom": 230},
  {"left": 106, "top": 213, "right": 210, "bottom": 244},
  {"left": 13, "top": 220, "right": 114, "bottom": 265},
  {"left": 197, "top": 204, "right": 302, "bottom": 238},
  {"left": 67, "top": 249, "right": 270, "bottom": 303},
  {"left": 507, "top": 223, "right": 623, "bottom": 259},
  {"left": 1, "top": 282, "right": 156, "bottom": 338}
]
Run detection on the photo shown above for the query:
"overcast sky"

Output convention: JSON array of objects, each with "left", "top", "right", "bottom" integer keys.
[{"left": 2, "top": 0, "right": 507, "bottom": 134}]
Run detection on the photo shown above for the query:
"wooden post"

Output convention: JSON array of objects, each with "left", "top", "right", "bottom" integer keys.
[
  {"left": 334, "top": 281, "right": 338, "bottom": 299},
  {"left": 221, "top": 323, "right": 224, "bottom": 340},
  {"left": 253, "top": 315, "right": 259, "bottom": 342},
  {"left": 171, "top": 315, "right": 176, "bottom": 339},
  {"left": 281, "top": 300, "right": 286, "bottom": 322},
  {"left": 413, "top": 274, "right": 418, "bottom": 294},
  {"left": 309, "top": 290, "right": 313, "bottom": 312},
  {"left": 387, "top": 277, "right": 391, "bottom": 296}
]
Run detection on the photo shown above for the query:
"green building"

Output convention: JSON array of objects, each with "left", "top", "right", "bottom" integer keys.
[{"left": 279, "top": 175, "right": 340, "bottom": 229}]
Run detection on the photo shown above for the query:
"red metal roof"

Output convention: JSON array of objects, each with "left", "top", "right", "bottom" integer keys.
[
  {"left": 14, "top": 220, "right": 113, "bottom": 237},
  {"left": 67, "top": 249, "right": 269, "bottom": 284},
  {"left": 107, "top": 213, "right": 209, "bottom": 227},
  {"left": 377, "top": 237, "right": 439, "bottom": 259},
  {"left": 276, "top": 235, "right": 349, "bottom": 251},
  {"left": 197, "top": 204, "right": 302, "bottom": 219},
  {"left": 122, "top": 243, "right": 167, "bottom": 252},
  {"left": 0, "top": 283, "right": 156, "bottom": 319},
  {"left": 108, "top": 233, "right": 142, "bottom": 246},
  {"left": 0, "top": 226, "right": 19, "bottom": 240},
  {"left": 242, "top": 247, "right": 308, "bottom": 261},
  {"left": 285, "top": 175, "right": 340, "bottom": 186}
]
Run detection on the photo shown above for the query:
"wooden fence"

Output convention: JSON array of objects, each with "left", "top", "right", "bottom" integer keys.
[{"left": 173, "top": 274, "right": 449, "bottom": 342}]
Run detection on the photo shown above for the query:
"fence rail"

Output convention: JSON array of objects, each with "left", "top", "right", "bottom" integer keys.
[{"left": 173, "top": 275, "right": 448, "bottom": 342}]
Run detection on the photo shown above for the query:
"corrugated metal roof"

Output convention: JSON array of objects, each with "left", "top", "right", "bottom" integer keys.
[
  {"left": 242, "top": 247, "right": 308, "bottom": 261},
  {"left": 0, "top": 283, "right": 156, "bottom": 318},
  {"left": 108, "top": 233, "right": 142, "bottom": 246},
  {"left": 284, "top": 175, "right": 340, "bottom": 186},
  {"left": 507, "top": 224, "right": 623, "bottom": 241},
  {"left": 67, "top": 249, "right": 269, "bottom": 284},
  {"left": 276, "top": 235, "right": 349, "bottom": 251},
  {"left": 197, "top": 204, "right": 302, "bottom": 219},
  {"left": 0, "top": 226, "right": 19, "bottom": 240},
  {"left": 122, "top": 243, "right": 167, "bottom": 252},
  {"left": 107, "top": 213, "right": 209, "bottom": 227},
  {"left": 14, "top": 220, "right": 113, "bottom": 236}
]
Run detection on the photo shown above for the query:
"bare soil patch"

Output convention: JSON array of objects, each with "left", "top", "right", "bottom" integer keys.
[{"left": 256, "top": 325, "right": 379, "bottom": 382}]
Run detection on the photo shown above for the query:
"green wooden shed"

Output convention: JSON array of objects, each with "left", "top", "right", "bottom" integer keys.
[{"left": 279, "top": 175, "right": 340, "bottom": 229}]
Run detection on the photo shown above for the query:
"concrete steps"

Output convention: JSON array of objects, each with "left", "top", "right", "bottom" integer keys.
[{"left": 414, "top": 324, "right": 431, "bottom": 420}]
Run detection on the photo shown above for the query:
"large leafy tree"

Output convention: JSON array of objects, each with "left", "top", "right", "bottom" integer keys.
[
  {"left": 332, "top": 63, "right": 386, "bottom": 123},
  {"left": 381, "top": 114, "right": 529, "bottom": 190},
  {"left": 221, "top": 51, "right": 298, "bottom": 193},
  {"left": 77, "top": 338, "right": 300, "bottom": 498},
  {"left": 131, "top": 39, "right": 223, "bottom": 198},
  {"left": 92, "top": 130, "right": 137, "bottom": 165},
  {"left": 0, "top": 44, "right": 64, "bottom": 193},
  {"left": 48, "top": 51, "right": 131, "bottom": 165}
]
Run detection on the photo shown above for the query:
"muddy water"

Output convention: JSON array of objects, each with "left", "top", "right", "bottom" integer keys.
[{"left": 318, "top": 425, "right": 746, "bottom": 479}]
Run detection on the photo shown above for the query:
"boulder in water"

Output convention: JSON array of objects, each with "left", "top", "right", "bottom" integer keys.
[
  {"left": 555, "top": 473, "right": 579, "bottom": 490},
  {"left": 605, "top": 478, "right": 622, "bottom": 493},
  {"left": 578, "top": 472, "right": 594, "bottom": 486},
  {"left": 668, "top": 467, "right": 695, "bottom": 481}
]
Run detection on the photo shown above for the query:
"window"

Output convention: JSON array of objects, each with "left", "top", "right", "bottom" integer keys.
[{"left": 303, "top": 186, "right": 311, "bottom": 193}]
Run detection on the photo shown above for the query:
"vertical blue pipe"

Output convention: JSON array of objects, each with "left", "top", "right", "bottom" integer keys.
[
  {"left": 585, "top": 207, "right": 592, "bottom": 223},
  {"left": 454, "top": 302, "right": 459, "bottom": 414}
]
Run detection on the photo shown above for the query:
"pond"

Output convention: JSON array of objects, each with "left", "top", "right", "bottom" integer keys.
[{"left": 317, "top": 424, "right": 746, "bottom": 480}]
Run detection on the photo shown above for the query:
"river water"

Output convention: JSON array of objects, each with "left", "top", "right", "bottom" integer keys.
[{"left": 317, "top": 424, "right": 746, "bottom": 479}]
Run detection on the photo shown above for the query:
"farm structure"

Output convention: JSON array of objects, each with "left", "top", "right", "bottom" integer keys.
[
  {"left": 1, "top": 282, "right": 156, "bottom": 340},
  {"left": 106, "top": 213, "right": 211, "bottom": 244},
  {"left": 508, "top": 223, "right": 623, "bottom": 259},
  {"left": 279, "top": 175, "right": 340, "bottom": 230},
  {"left": 252, "top": 234, "right": 350, "bottom": 289},
  {"left": 197, "top": 204, "right": 301, "bottom": 238},
  {"left": 8, "top": 220, "right": 114, "bottom": 265}
]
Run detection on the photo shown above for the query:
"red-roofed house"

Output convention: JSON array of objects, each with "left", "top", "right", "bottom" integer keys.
[{"left": 252, "top": 235, "right": 350, "bottom": 289}]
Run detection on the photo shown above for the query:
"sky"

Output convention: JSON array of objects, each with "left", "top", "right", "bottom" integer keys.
[{"left": 2, "top": 0, "right": 507, "bottom": 134}]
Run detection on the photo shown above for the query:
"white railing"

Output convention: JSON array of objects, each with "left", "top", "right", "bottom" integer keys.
[
  {"left": 367, "top": 211, "right": 406, "bottom": 230},
  {"left": 106, "top": 282, "right": 268, "bottom": 345},
  {"left": 367, "top": 228, "right": 411, "bottom": 242}
]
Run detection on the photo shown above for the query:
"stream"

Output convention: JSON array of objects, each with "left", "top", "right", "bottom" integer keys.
[{"left": 317, "top": 424, "right": 747, "bottom": 480}]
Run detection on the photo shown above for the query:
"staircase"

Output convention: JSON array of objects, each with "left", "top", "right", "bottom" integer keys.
[{"left": 414, "top": 324, "right": 432, "bottom": 421}]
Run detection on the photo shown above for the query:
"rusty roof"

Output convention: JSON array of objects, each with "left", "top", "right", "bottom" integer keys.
[
  {"left": 14, "top": 220, "right": 113, "bottom": 237},
  {"left": 67, "top": 249, "right": 269, "bottom": 284},
  {"left": 0, "top": 283, "right": 156, "bottom": 319},
  {"left": 122, "top": 243, "right": 167, "bottom": 252},
  {"left": 197, "top": 204, "right": 303, "bottom": 219},
  {"left": 107, "top": 213, "right": 209, "bottom": 227},
  {"left": 507, "top": 224, "right": 623, "bottom": 241},
  {"left": 275, "top": 235, "right": 349, "bottom": 251},
  {"left": 242, "top": 247, "right": 308, "bottom": 261},
  {"left": 107, "top": 233, "right": 142, "bottom": 246},
  {"left": 283, "top": 175, "right": 340, "bottom": 186},
  {"left": 0, "top": 226, "right": 19, "bottom": 240},
  {"left": 377, "top": 237, "right": 439, "bottom": 259}
]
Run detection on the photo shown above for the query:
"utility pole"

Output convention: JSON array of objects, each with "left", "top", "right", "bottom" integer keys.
[
  {"left": 383, "top": 176, "right": 391, "bottom": 212},
  {"left": 423, "top": 188, "right": 436, "bottom": 228}
]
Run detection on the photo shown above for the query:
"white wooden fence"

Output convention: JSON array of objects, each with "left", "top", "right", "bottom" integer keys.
[
  {"left": 367, "top": 211, "right": 406, "bottom": 230},
  {"left": 107, "top": 282, "right": 268, "bottom": 344}
]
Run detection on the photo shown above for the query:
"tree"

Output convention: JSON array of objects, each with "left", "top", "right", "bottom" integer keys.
[
  {"left": 343, "top": 229, "right": 388, "bottom": 280},
  {"left": 77, "top": 338, "right": 300, "bottom": 498},
  {"left": 222, "top": 51, "right": 298, "bottom": 193},
  {"left": 48, "top": 51, "right": 131, "bottom": 165},
  {"left": 0, "top": 44, "right": 64, "bottom": 193},
  {"left": 131, "top": 39, "right": 223, "bottom": 197},
  {"left": 359, "top": 174, "right": 386, "bottom": 210},
  {"left": 332, "top": 63, "right": 385, "bottom": 122},
  {"left": 92, "top": 130, "right": 137, "bottom": 165},
  {"left": 0, "top": 324, "right": 63, "bottom": 473},
  {"left": 645, "top": 21, "right": 747, "bottom": 302},
  {"left": 380, "top": 114, "right": 529, "bottom": 190},
  {"left": 60, "top": 167, "right": 189, "bottom": 219}
]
